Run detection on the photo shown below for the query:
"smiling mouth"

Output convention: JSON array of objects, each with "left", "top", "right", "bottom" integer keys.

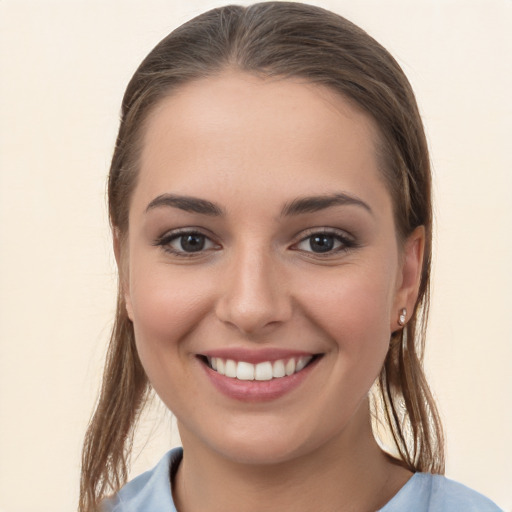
[{"left": 200, "top": 355, "right": 321, "bottom": 381}]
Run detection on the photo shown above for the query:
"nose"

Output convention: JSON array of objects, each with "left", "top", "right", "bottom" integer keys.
[{"left": 215, "top": 245, "right": 292, "bottom": 336}]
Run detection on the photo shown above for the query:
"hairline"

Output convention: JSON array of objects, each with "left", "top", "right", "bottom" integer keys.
[{"left": 116, "top": 66, "right": 411, "bottom": 249}]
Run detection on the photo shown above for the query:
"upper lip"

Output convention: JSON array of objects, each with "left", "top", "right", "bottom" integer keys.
[{"left": 198, "top": 348, "right": 318, "bottom": 364}]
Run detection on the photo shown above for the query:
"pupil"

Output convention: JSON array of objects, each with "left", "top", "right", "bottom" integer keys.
[
  {"left": 310, "top": 234, "right": 334, "bottom": 253},
  {"left": 181, "top": 234, "right": 205, "bottom": 252}
]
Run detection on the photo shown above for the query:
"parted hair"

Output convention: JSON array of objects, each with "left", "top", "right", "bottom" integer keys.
[{"left": 80, "top": 3, "right": 444, "bottom": 510}]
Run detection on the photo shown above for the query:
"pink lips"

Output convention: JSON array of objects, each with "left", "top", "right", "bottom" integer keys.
[{"left": 198, "top": 348, "right": 321, "bottom": 402}]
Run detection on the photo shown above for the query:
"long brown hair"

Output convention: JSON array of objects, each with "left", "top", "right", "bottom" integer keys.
[{"left": 80, "top": 3, "right": 444, "bottom": 510}]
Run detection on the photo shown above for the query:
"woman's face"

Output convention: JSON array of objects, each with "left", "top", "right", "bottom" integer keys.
[{"left": 121, "top": 72, "right": 422, "bottom": 464}]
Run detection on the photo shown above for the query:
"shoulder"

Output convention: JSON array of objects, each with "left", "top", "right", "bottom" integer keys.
[
  {"left": 101, "top": 447, "right": 182, "bottom": 512},
  {"left": 381, "top": 473, "right": 503, "bottom": 512},
  {"left": 427, "top": 474, "right": 503, "bottom": 511}
]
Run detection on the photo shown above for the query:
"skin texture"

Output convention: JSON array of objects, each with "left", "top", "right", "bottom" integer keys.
[{"left": 119, "top": 72, "right": 424, "bottom": 511}]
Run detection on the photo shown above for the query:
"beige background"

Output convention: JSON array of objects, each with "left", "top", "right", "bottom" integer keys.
[{"left": 0, "top": 1, "right": 511, "bottom": 511}]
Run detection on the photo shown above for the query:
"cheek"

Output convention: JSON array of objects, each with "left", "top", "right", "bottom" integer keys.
[
  {"left": 297, "top": 263, "right": 396, "bottom": 358},
  {"left": 278, "top": 264, "right": 397, "bottom": 445},
  {"left": 128, "top": 258, "right": 214, "bottom": 355},
  {"left": 127, "top": 259, "right": 219, "bottom": 408}
]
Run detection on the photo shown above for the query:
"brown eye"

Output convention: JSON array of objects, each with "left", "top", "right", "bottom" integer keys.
[
  {"left": 309, "top": 234, "right": 335, "bottom": 253},
  {"left": 294, "top": 230, "right": 356, "bottom": 255},
  {"left": 179, "top": 234, "right": 206, "bottom": 252},
  {"left": 155, "top": 230, "right": 219, "bottom": 256}
]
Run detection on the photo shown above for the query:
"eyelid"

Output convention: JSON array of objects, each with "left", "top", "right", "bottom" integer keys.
[
  {"left": 153, "top": 226, "right": 356, "bottom": 257},
  {"left": 153, "top": 227, "right": 221, "bottom": 256},
  {"left": 290, "top": 227, "right": 357, "bottom": 254}
]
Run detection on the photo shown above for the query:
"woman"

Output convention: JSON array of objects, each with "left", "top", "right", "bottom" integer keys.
[{"left": 80, "top": 3, "right": 502, "bottom": 511}]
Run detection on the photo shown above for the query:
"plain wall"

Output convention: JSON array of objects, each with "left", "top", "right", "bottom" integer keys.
[{"left": 0, "top": 1, "right": 510, "bottom": 510}]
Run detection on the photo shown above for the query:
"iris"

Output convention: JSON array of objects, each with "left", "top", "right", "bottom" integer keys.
[{"left": 310, "top": 234, "right": 335, "bottom": 253}]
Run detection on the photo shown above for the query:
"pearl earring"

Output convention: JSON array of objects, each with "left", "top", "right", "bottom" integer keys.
[{"left": 398, "top": 308, "right": 407, "bottom": 326}]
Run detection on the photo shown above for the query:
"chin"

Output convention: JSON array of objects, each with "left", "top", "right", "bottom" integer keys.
[
  {"left": 182, "top": 410, "right": 354, "bottom": 468},
  {"left": 212, "top": 437, "right": 309, "bottom": 466}
]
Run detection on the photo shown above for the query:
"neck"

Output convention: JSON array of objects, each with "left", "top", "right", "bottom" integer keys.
[{"left": 173, "top": 401, "right": 412, "bottom": 512}]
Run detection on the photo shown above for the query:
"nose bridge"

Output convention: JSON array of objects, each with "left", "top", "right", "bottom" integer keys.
[{"left": 216, "top": 238, "right": 291, "bottom": 335}]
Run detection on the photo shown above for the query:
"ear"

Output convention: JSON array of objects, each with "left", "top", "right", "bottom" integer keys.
[
  {"left": 113, "top": 228, "right": 134, "bottom": 321},
  {"left": 391, "top": 226, "right": 425, "bottom": 330}
]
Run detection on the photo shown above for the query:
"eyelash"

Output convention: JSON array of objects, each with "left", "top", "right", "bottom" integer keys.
[
  {"left": 153, "top": 229, "right": 220, "bottom": 258},
  {"left": 153, "top": 228, "right": 357, "bottom": 257},
  {"left": 292, "top": 228, "right": 357, "bottom": 256}
]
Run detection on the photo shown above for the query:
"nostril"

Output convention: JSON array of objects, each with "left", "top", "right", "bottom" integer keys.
[
  {"left": 215, "top": 291, "right": 293, "bottom": 335},
  {"left": 214, "top": 256, "right": 292, "bottom": 334}
]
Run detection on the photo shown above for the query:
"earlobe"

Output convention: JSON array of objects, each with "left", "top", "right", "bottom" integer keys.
[
  {"left": 392, "top": 226, "right": 425, "bottom": 329},
  {"left": 113, "top": 228, "right": 134, "bottom": 321}
]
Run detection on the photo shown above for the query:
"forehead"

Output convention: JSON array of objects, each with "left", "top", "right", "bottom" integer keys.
[{"left": 135, "top": 71, "right": 390, "bottom": 215}]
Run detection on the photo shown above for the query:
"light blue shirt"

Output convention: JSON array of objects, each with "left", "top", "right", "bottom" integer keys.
[{"left": 104, "top": 448, "right": 503, "bottom": 511}]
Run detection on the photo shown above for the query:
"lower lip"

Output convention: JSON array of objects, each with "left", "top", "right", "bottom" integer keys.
[{"left": 200, "top": 357, "right": 320, "bottom": 402}]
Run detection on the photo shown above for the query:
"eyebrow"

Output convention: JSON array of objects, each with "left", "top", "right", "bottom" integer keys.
[
  {"left": 145, "top": 194, "right": 223, "bottom": 216},
  {"left": 281, "top": 193, "right": 373, "bottom": 217},
  {"left": 145, "top": 192, "right": 372, "bottom": 217}
]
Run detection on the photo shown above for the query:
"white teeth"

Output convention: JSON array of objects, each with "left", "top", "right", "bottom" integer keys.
[
  {"left": 207, "top": 356, "right": 314, "bottom": 381},
  {"left": 255, "top": 361, "right": 273, "bottom": 381},
  {"left": 225, "top": 359, "right": 237, "bottom": 378},
  {"left": 237, "top": 361, "right": 255, "bottom": 380},
  {"left": 272, "top": 360, "right": 286, "bottom": 378},
  {"left": 285, "top": 358, "right": 296, "bottom": 376},
  {"left": 295, "top": 356, "right": 310, "bottom": 372}
]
